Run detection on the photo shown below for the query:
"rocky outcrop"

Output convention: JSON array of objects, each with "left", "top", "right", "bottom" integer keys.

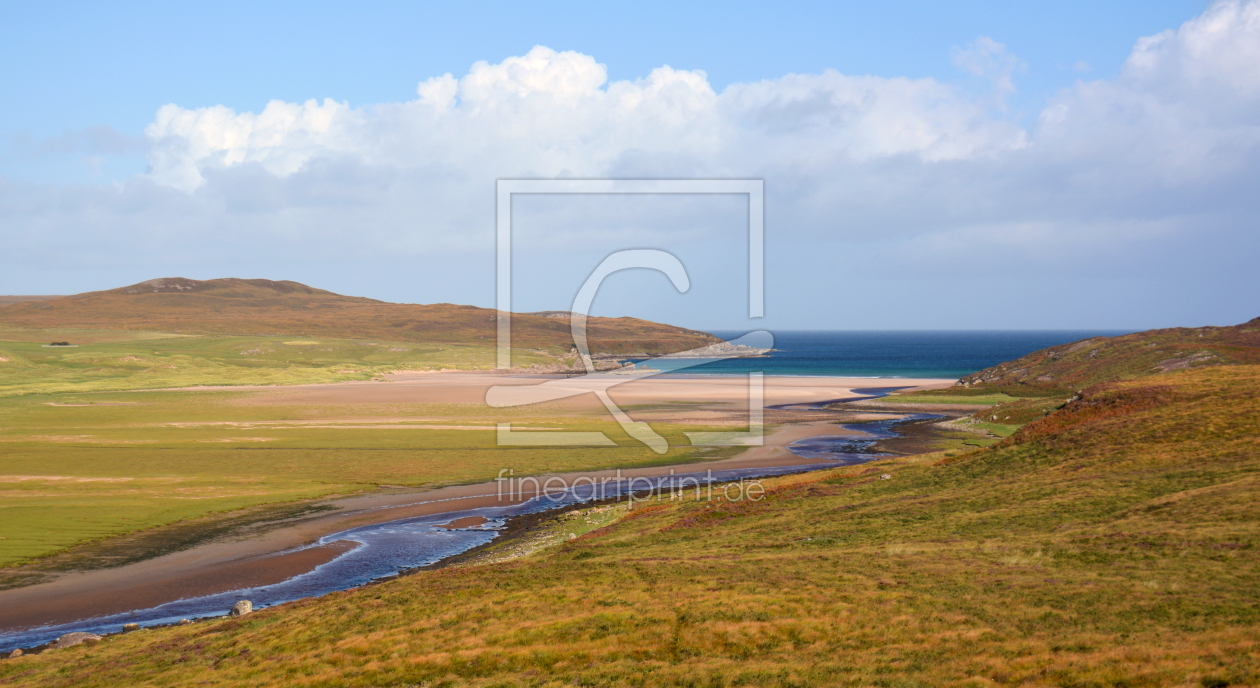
[
  {"left": 54, "top": 632, "right": 100, "bottom": 649},
  {"left": 1154, "top": 350, "right": 1218, "bottom": 372},
  {"left": 655, "top": 341, "right": 771, "bottom": 358}
]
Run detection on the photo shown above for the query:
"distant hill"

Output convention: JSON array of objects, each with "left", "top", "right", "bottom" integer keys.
[
  {"left": 0, "top": 278, "right": 719, "bottom": 355},
  {"left": 0, "top": 295, "right": 62, "bottom": 307},
  {"left": 953, "top": 317, "right": 1260, "bottom": 395}
]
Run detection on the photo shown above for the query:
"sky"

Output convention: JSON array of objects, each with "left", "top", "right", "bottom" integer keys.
[{"left": 2, "top": 0, "right": 1257, "bottom": 331}]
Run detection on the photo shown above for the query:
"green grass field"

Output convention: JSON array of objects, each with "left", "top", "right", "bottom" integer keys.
[
  {"left": 878, "top": 392, "right": 1020, "bottom": 406},
  {"left": 0, "top": 382, "right": 734, "bottom": 568},
  {"left": 0, "top": 327, "right": 558, "bottom": 397},
  {"left": 884, "top": 388, "right": 1074, "bottom": 430},
  {"left": 3, "top": 365, "right": 1257, "bottom": 686},
  {"left": 946, "top": 418, "right": 1023, "bottom": 438}
]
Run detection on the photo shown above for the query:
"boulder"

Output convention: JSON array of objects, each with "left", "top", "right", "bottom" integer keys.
[
  {"left": 7, "top": 649, "right": 22, "bottom": 658},
  {"left": 122, "top": 623, "right": 140, "bottom": 632},
  {"left": 178, "top": 618, "right": 191, "bottom": 625},
  {"left": 229, "top": 600, "right": 253, "bottom": 616},
  {"left": 54, "top": 632, "right": 100, "bottom": 649}
]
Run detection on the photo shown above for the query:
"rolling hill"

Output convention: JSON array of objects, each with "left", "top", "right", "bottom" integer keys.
[
  {"left": 0, "top": 278, "right": 719, "bottom": 355},
  {"left": 952, "top": 317, "right": 1260, "bottom": 396},
  {"left": 890, "top": 316, "right": 1260, "bottom": 429}
]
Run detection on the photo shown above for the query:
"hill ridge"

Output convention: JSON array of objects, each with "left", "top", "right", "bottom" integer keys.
[
  {"left": 0, "top": 277, "right": 718, "bottom": 355},
  {"left": 952, "top": 317, "right": 1260, "bottom": 395},
  {"left": 100, "top": 277, "right": 377, "bottom": 301}
]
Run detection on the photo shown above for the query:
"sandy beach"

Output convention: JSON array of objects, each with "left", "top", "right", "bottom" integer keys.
[
  {"left": 191, "top": 371, "right": 949, "bottom": 408},
  {"left": 221, "top": 371, "right": 952, "bottom": 426}
]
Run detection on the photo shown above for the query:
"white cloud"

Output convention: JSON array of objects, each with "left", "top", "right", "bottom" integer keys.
[
  {"left": 141, "top": 45, "right": 1026, "bottom": 193},
  {"left": 145, "top": 99, "right": 358, "bottom": 191},
  {"left": 2, "top": 3, "right": 1259, "bottom": 328}
]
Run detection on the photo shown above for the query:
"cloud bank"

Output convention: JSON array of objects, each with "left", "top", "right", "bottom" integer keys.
[{"left": 2, "top": 0, "right": 1258, "bottom": 328}]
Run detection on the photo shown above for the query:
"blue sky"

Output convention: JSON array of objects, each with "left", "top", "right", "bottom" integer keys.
[
  {"left": 2, "top": 0, "right": 1205, "bottom": 183},
  {"left": 2, "top": 0, "right": 1257, "bottom": 331}
]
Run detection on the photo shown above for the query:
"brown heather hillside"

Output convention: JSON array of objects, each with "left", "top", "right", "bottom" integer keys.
[
  {"left": 951, "top": 317, "right": 1260, "bottom": 396},
  {"left": 0, "top": 278, "right": 719, "bottom": 355}
]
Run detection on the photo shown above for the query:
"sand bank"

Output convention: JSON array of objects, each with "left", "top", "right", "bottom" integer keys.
[{"left": 183, "top": 371, "right": 951, "bottom": 410}]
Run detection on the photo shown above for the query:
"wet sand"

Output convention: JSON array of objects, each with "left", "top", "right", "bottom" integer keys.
[
  {"left": 0, "top": 540, "right": 359, "bottom": 631},
  {"left": 0, "top": 373, "right": 952, "bottom": 633}
]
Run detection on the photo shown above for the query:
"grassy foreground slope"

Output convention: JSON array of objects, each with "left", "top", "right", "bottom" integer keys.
[
  {"left": 0, "top": 278, "right": 718, "bottom": 356},
  {"left": 6, "top": 365, "right": 1257, "bottom": 687}
]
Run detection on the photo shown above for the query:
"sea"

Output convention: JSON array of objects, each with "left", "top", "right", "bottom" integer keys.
[{"left": 630, "top": 330, "right": 1133, "bottom": 379}]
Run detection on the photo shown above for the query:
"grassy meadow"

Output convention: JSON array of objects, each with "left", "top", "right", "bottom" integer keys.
[
  {"left": 0, "top": 379, "right": 734, "bottom": 570},
  {"left": 2, "top": 365, "right": 1256, "bottom": 686},
  {"left": 0, "top": 327, "right": 563, "bottom": 397},
  {"left": 874, "top": 392, "right": 1020, "bottom": 406}
]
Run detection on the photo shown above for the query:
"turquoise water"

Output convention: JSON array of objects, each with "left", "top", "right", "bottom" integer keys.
[{"left": 630, "top": 330, "right": 1131, "bottom": 378}]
